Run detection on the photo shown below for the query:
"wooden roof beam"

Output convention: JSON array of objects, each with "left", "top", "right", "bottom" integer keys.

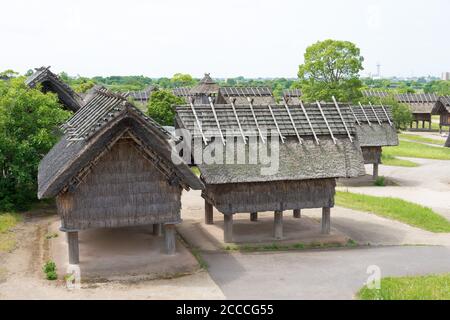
[
  {"left": 359, "top": 102, "right": 372, "bottom": 126},
  {"left": 379, "top": 102, "right": 393, "bottom": 126},
  {"left": 230, "top": 98, "right": 247, "bottom": 144},
  {"left": 299, "top": 100, "right": 319, "bottom": 145},
  {"left": 208, "top": 97, "right": 226, "bottom": 145},
  {"left": 282, "top": 98, "right": 302, "bottom": 144},
  {"left": 189, "top": 98, "right": 208, "bottom": 145},
  {"left": 267, "top": 104, "right": 285, "bottom": 143},
  {"left": 332, "top": 96, "right": 353, "bottom": 143},
  {"left": 316, "top": 101, "right": 337, "bottom": 144},
  {"left": 247, "top": 97, "right": 266, "bottom": 144},
  {"left": 368, "top": 102, "right": 382, "bottom": 125}
]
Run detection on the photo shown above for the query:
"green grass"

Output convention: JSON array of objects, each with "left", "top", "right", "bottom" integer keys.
[
  {"left": 357, "top": 273, "right": 450, "bottom": 300},
  {"left": 335, "top": 191, "right": 450, "bottom": 233},
  {"left": 223, "top": 239, "right": 358, "bottom": 252},
  {"left": 191, "top": 166, "right": 200, "bottom": 177},
  {"left": 399, "top": 133, "right": 445, "bottom": 146},
  {"left": 381, "top": 154, "right": 419, "bottom": 167},
  {"left": 383, "top": 140, "right": 450, "bottom": 160},
  {"left": 0, "top": 212, "right": 22, "bottom": 252}
]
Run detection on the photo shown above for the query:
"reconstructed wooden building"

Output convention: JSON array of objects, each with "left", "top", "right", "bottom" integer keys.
[
  {"left": 173, "top": 73, "right": 275, "bottom": 105},
  {"left": 127, "top": 85, "right": 156, "bottom": 105},
  {"left": 363, "top": 90, "right": 438, "bottom": 130},
  {"left": 38, "top": 88, "right": 203, "bottom": 264},
  {"left": 26, "top": 66, "right": 84, "bottom": 112},
  {"left": 350, "top": 104, "right": 399, "bottom": 179},
  {"left": 283, "top": 89, "right": 302, "bottom": 104},
  {"left": 431, "top": 96, "right": 450, "bottom": 133},
  {"left": 175, "top": 99, "right": 365, "bottom": 242}
]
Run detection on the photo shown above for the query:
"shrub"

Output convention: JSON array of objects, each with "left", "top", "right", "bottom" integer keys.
[
  {"left": 374, "top": 176, "right": 386, "bottom": 186},
  {"left": 45, "top": 271, "right": 57, "bottom": 281},
  {"left": 43, "top": 260, "right": 56, "bottom": 273}
]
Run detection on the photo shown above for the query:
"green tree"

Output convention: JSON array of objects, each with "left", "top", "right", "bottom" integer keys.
[
  {"left": 147, "top": 90, "right": 184, "bottom": 126},
  {"left": 171, "top": 73, "right": 196, "bottom": 87},
  {"left": 0, "top": 77, "right": 71, "bottom": 210},
  {"left": 298, "top": 39, "right": 364, "bottom": 102}
]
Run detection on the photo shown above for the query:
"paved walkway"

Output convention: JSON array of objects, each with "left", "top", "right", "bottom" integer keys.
[{"left": 203, "top": 245, "right": 450, "bottom": 300}]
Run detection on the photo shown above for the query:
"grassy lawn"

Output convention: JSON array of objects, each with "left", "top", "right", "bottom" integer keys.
[
  {"left": 0, "top": 212, "right": 22, "bottom": 252},
  {"left": 358, "top": 273, "right": 450, "bottom": 300},
  {"left": 381, "top": 154, "right": 418, "bottom": 167},
  {"left": 383, "top": 140, "right": 450, "bottom": 160},
  {"left": 399, "top": 133, "right": 445, "bottom": 146},
  {"left": 335, "top": 191, "right": 450, "bottom": 233}
]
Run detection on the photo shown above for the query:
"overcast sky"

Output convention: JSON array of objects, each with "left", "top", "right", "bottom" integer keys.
[{"left": 1, "top": 0, "right": 449, "bottom": 78}]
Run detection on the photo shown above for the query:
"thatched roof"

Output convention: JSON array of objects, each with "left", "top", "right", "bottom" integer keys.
[
  {"left": 38, "top": 88, "right": 203, "bottom": 199},
  {"left": 350, "top": 105, "right": 399, "bottom": 147},
  {"left": 363, "top": 90, "right": 438, "bottom": 114},
  {"left": 283, "top": 89, "right": 302, "bottom": 104},
  {"left": 219, "top": 87, "right": 275, "bottom": 105},
  {"left": 432, "top": 96, "right": 450, "bottom": 114},
  {"left": 175, "top": 102, "right": 365, "bottom": 184},
  {"left": 127, "top": 85, "right": 156, "bottom": 104},
  {"left": 189, "top": 73, "right": 219, "bottom": 95},
  {"left": 25, "top": 67, "right": 83, "bottom": 112}
]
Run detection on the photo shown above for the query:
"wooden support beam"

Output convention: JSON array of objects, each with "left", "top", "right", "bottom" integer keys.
[
  {"left": 205, "top": 200, "right": 214, "bottom": 225},
  {"left": 67, "top": 231, "right": 79, "bottom": 265},
  {"left": 293, "top": 209, "right": 301, "bottom": 219},
  {"left": 224, "top": 214, "right": 234, "bottom": 243},
  {"left": 250, "top": 212, "right": 258, "bottom": 222},
  {"left": 153, "top": 223, "right": 162, "bottom": 236},
  {"left": 274, "top": 211, "right": 283, "bottom": 240},
  {"left": 373, "top": 163, "right": 379, "bottom": 180},
  {"left": 321, "top": 208, "right": 331, "bottom": 234},
  {"left": 164, "top": 224, "right": 176, "bottom": 255}
]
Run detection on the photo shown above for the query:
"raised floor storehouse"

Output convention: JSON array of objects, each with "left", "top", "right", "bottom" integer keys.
[
  {"left": 175, "top": 99, "right": 365, "bottom": 242},
  {"left": 431, "top": 96, "right": 450, "bottom": 134},
  {"left": 26, "top": 66, "right": 84, "bottom": 112},
  {"left": 38, "top": 88, "right": 203, "bottom": 264},
  {"left": 350, "top": 104, "right": 399, "bottom": 178}
]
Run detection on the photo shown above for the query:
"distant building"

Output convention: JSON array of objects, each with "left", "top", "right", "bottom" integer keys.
[{"left": 442, "top": 72, "right": 450, "bottom": 81}]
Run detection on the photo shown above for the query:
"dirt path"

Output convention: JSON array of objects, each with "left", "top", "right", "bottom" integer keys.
[{"left": 0, "top": 214, "right": 224, "bottom": 300}]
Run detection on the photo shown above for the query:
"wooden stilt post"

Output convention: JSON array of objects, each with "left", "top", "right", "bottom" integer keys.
[
  {"left": 293, "top": 209, "right": 301, "bottom": 219},
  {"left": 250, "top": 212, "right": 258, "bottom": 222},
  {"left": 373, "top": 163, "right": 379, "bottom": 180},
  {"left": 321, "top": 208, "right": 331, "bottom": 234},
  {"left": 274, "top": 211, "right": 283, "bottom": 240},
  {"left": 67, "top": 231, "right": 79, "bottom": 265},
  {"left": 422, "top": 120, "right": 425, "bottom": 129},
  {"left": 153, "top": 223, "right": 162, "bottom": 236},
  {"left": 205, "top": 200, "right": 214, "bottom": 225},
  {"left": 224, "top": 214, "right": 233, "bottom": 243},
  {"left": 164, "top": 224, "right": 176, "bottom": 255}
]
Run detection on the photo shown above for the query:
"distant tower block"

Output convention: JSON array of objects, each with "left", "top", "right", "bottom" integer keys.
[{"left": 376, "top": 62, "right": 381, "bottom": 78}]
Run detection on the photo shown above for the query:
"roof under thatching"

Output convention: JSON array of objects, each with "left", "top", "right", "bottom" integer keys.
[
  {"left": 38, "top": 88, "right": 203, "bottom": 199},
  {"left": 175, "top": 102, "right": 365, "bottom": 184},
  {"left": 127, "top": 85, "right": 156, "bottom": 104},
  {"left": 189, "top": 73, "right": 220, "bottom": 95},
  {"left": 432, "top": 96, "right": 450, "bottom": 114},
  {"left": 219, "top": 87, "right": 275, "bottom": 105},
  {"left": 283, "top": 89, "right": 302, "bottom": 104},
  {"left": 350, "top": 105, "right": 399, "bottom": 147},
  {"left": 362, "top": 90, "right": 438, "bottom": 114},
  {"left": 25, "top": 66, "right": 83, "bottom": 112}
]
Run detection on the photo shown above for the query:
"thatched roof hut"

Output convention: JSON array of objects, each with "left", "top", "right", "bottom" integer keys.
[
  {"left": 363, "top": 90, "right": 438, "bottom": 130},
  {"left": 283, "top": 89, "right": 302, "bottom": 104},
  {"left": 127, "top": 85, "right": 156, "bottom": 105},
  {"left": 175, "top": 100, "right": 364, "bottom": 242},
  {"left": 219, "top": 87, "right": 275, "bottom": 105},
  {"left": 38, "top": 87, "right": 203, "bottom": 263},
  {"left": 350, "top": 104, "right": 399, "bottom": 178},
  {"left": 25, "top": 66, "right": 83, "bottom": 112},
  {"left": 431, "top": 96, "right": 450, "bottom": 134}
]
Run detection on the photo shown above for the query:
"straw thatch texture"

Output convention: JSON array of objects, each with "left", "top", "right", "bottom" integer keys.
[
  {"left": 202, "top": 179, "right": 336, "bottom": 214},
  {"left": 25, "top": 66, "right": 83, "bottom": 112},
  {"left": 57, "top": 137, "right": 182, "bottom": 230},
  {"left": 127, "top": 85, "right": 156, "bottom": 104},
  {"left": 350, "top": 105, "right": 398, "bottom": 147},
  {"left": 38, "top": 88, "right": 203, "bottom": 199},
  {"left": 219, "top": 87, "right": 275, "bottom": 105}
]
